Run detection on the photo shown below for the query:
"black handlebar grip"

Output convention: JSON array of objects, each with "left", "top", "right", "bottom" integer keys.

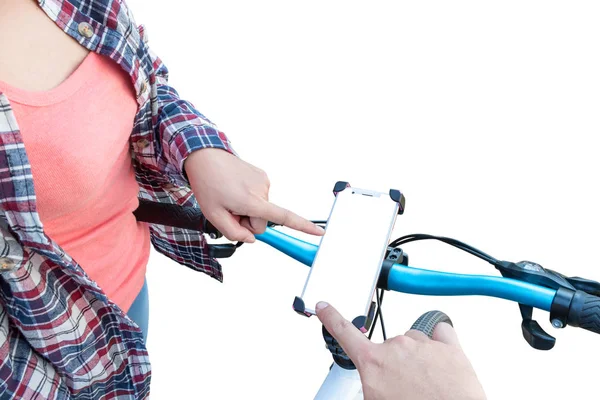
[
  {"left": 133, "top": 199, "right": 220, "bottom": 235},
  {"left": 567, "top": 290, "right": 600, "bottom": 334}
]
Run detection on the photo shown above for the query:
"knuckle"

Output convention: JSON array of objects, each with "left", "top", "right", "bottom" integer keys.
[
  {"left": 256, "top": 168, "right": 269, "bottom": 183},
  {"left": 331, "top": 317, "right": 352, "bottom": 337},
  {"left": 254, "top": 223, "right": 267, "bottom": 234},
  {"left": 389, "top": 335, "right": 411, "bottom": 348},
  {"left": 238, "top": 204, "right": 250, "bottom": 216},
  {"left": 246, "top": 198, "right": 261, "bottom": 214}
]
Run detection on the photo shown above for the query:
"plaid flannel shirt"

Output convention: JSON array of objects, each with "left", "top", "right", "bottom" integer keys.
[{"left": 0, "top": 0, "right": 234, "bottom": 398}]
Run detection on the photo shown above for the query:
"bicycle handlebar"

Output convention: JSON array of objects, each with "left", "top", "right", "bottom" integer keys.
[
  {"left": 133, "top": 201, "right": 600, "bottom": 338},
  {"left": 255, "top": 227, "right": 556, "bottom": 311},
  {"left": 257, "top": 227, "right": 600, "bottom": 337}
]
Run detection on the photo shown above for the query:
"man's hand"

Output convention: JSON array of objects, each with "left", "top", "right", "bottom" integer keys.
[
  {"left": 316, "top": 302, "right": 487, "bottom": 400},
  {"left": 184, "top": 149, "right": 324, "bottom": 243}
]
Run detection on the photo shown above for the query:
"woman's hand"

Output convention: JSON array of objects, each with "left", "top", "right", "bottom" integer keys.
[
  {"left": 185, "top": 149, "right": 324, "bottom": 243},
  {"left": 316, "top": 302, "right": 487, "bottom": 400}
]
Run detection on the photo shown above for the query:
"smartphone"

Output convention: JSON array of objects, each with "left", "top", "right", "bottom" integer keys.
[{"left": 295, "top": 185, "right": 401, "bottom": 325}]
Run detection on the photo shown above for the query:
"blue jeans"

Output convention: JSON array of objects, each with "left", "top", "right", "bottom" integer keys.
[{"left": 127, "top": 278, "right": 149, "bottom": 343}]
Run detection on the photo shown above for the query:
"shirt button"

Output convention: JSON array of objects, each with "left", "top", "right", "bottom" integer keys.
[
  {"left": 137, "top": 139, "right": 150, "bottom": 149},
  {"left": 140, "top": 81, "right": 148, "bottom": 94},
  {"left": 78, "top": 22, "right": 94, "bottom": 39},
  {"left": 0, "top": 258, "right": 16, "bottom": 272}
]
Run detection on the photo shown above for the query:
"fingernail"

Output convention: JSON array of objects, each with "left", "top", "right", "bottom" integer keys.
[
  {"left": 316, "top": 301, "right": 329, "bottom": 312},
  {"left": 316, "top": 226, "right": 325, "bottom": 234}
]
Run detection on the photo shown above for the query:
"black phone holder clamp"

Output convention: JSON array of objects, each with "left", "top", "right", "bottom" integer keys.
[
  {"left": 495, "top": 260, "right": 600, "bottom": 350},
  {"left": 291, "top": 298, "right": 377, "bottom": 370},
  {"left": 333, "top": 181, "right": 406, "bottom": 215},
  {"left": 322, "top": 325, "right": 355, "bottom": 370}
]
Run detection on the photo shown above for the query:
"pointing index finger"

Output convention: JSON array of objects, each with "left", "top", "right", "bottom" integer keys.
[{"left": 253, "top": 200, "right": 324, "bottom": 236}]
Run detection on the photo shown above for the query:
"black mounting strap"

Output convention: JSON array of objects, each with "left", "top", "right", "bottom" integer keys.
[
  {"left": 378, "top": 247, "right": 409, "bottom": 290},
  {"left": 322, "top": 325, "right": 356, "bottom": 370},
  {"left": 550, "top": 287, "right": 576, "bottom": 328},
  {"left": 321, "top": 301, "right": 377, "bottom": 370}
]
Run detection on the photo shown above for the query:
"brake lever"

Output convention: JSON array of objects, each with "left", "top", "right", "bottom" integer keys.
[
  {"left": 494, "top": 260, "right": 576, "bottom": 350},
  {"left": 519, "top": 303, "right": 556, "bottom": 350}
]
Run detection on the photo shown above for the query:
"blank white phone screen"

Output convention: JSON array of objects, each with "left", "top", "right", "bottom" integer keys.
[{"left": 300, "top": 188, "right": 399, "bottom": 321}]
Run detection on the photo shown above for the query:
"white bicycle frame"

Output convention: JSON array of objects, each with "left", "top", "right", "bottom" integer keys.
[{"left": 314, "top": 363, "right": 363, "bottom": 400}]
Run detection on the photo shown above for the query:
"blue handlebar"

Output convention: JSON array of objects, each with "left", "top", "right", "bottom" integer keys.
[
  {"left": 386, "top": 264, "right": 554, "bottom": 310},
  {"left": 255, "top": 227, "right": 556, "bottom": 312}
]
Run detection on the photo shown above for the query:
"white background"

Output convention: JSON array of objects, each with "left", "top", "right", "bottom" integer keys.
[{"left": 127, "top": 1, "right": 600, "bottom": 399}]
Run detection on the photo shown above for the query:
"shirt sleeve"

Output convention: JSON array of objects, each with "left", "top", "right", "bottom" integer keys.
[{"left": 146, "top": 40, "right": 237, "bottom": 181}]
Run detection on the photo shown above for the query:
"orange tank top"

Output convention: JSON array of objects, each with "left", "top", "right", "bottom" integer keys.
[{"left": 0, "top": 52, "right": 150, "bottom": 313}]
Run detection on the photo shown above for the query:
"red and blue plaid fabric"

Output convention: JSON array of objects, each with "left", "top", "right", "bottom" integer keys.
[{"left": 0, "top": 0, "right": 234, "bottom": 398}]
